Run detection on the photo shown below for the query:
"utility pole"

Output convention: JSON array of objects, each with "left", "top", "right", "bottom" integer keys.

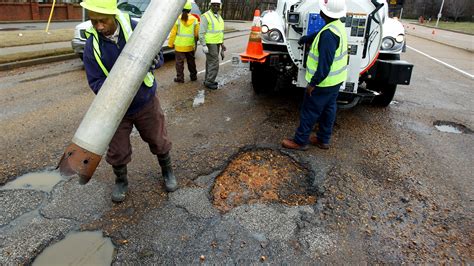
[{"left": 435, "top": 0, "right": 445, "bottom": 27}]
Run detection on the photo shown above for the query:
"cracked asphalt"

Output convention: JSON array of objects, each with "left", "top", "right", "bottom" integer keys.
[{"left": 0, "top": 29, "right": 473, "bottom": 264}]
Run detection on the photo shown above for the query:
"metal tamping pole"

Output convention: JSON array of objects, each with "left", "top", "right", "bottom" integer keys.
[{"left": 58, "top": 0, "right": 186, "bottom": 184}]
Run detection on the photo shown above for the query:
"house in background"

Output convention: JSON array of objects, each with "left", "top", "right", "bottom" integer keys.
[{"left": 0, "top": 0, "right": 82, "bottom": 22}]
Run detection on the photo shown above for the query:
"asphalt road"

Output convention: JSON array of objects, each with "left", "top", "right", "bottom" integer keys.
[{"left": 0, "top": 32, "right": 472, "bottom": 264}]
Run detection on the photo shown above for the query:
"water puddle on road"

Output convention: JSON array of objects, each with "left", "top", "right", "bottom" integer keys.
[
  {"left": 433, "top": 120, "right": 472, "bottom": 134},
  {"left": 216, "top": 68, "right": 249, "bottom": 88},
  {"left": 193, "top": 90, "right": 205, "bottom": 107},
  {"left": 212, "top": 149, "right": 316, "bottom": 212},
  {"left": 435, "top": 125, "right": 462, "bottom": 134},
  {"left": 1, "top": 171, "right": 63, "bottom": 192},
  {"left": 33, "top": 231, "right": 114, "bottom": 266}
]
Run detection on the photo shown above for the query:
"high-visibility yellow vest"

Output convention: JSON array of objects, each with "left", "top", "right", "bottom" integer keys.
[
  {"left": 85, "top": 12, "right": 155, "bottom": 87},
  {"left": 202, "top": 10, "right": 224, "bottom": 44},
  {"left": 305, "top": 20, "right": 348, "bottom": 87},
  {"left": 174, "top": 17, "right": 197, "bottom": 47}
]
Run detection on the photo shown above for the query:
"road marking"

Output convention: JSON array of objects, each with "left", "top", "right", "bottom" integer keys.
[
  {"left": 407, "top": 45, "right": 474, "bottom": 79},
  {"left": 197, "top": 59, "right": 232, "bottom": 75}
]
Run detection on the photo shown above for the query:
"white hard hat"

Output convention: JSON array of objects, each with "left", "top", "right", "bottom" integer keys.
[
  {"left": 210, "top": 0, "right": 221, "bottom": 4},
  {"left": 319, "top": 0, "right": 347, "bottom": 19}
]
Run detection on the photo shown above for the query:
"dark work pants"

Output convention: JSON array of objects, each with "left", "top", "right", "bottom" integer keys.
[
  {"left": 204, "top": 44, "right": 220, "bottom": 85},
  {"left": 106, "top": 95, "right": 172, "bottom": 167},
  {"left": 175, "top": 51, "right": 197, "bottom": 81},
  {"left": 294, "top": 85, "right": 340, "bottom": 145}
]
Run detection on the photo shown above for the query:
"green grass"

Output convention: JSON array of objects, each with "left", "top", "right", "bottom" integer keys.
[
  {"left": 0, "top": 29, "right": 74, "bottom": 48},
  {"left": 428, "top": 21, "right": 474, "bottom": 35}
]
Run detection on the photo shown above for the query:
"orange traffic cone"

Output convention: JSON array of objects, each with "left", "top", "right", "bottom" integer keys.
[{"left": 240, "top": 10, "right": 269, "bottom": 63}]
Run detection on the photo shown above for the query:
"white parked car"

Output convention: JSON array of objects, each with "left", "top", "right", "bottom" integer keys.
[{"left": 71, "top": 0, "right": 201, "bottom": 60}]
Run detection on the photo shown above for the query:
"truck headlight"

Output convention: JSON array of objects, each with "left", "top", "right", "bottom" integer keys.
[
  {"left": 381, "top": 37, "right": 395, "bottom": 50},
  {"left": 395, "top": 34, "right": 404, "bottom": 43},
  {"left": 268, "top": 30, "right": 282, "bottom": 42},
  {"left": 261, "top": 28, "right": 283, "bottom": 43}
]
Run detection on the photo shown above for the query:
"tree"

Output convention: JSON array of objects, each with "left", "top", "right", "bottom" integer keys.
[{"left": 446, "top": 0, "right": 469, "bottom": 21}]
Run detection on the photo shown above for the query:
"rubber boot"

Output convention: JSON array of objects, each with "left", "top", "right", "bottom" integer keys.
[
  {"left": 157, "top": 153, "right": 178, "bottom": 192},
  {"left": 111, "top": 165, "right": 128, "bottom": 203}
]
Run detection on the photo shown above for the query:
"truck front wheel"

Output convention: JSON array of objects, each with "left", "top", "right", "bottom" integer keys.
[
  {"left": 251, "top": 63, "right": 277, "bottom": 94},
  {"left": 367, "top": 81, "right": 397, "bottom": 107}
]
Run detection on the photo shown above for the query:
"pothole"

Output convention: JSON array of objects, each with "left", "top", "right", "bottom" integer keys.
[
  {"left": 433, "top": 120, "right": 472, "bottom": 134},
  {"left": 1, "top": 171, "right": 63, "bottom": 192},
  {"left": 32, "top": 231, "right": 114, "bottom": 266},
  {"left": 211, "top": 149, "right": 316, "bottom": 213}
]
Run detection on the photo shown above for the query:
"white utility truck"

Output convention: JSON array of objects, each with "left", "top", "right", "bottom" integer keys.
[{"left": 237, "top": 0, "right": 413, "bottom": 107}]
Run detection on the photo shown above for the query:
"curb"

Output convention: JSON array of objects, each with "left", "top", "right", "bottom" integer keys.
[
  {"left": 404, "top": 22, "right": 474, "bottom": 36},
  {"left": 403, "top": 23, "right": 473, "bottom": 53},
  {"left": 0, "top": 53, "right": 78, "bottom": 71},
  {"left": 405, "top": 31, "right": 473, "bottom": 53}
]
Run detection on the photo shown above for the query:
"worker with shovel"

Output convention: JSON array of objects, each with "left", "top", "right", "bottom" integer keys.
[{"left": 80, "top": 0, "right": 178, "bottom": 202}]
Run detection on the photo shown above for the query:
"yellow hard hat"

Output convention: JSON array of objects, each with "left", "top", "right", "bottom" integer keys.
[
  {"left": 80, "top": 0, "right": 118, "bottom": 15},
  {"left": 184, "top": 1, "right": 192, "bottom": 10}
]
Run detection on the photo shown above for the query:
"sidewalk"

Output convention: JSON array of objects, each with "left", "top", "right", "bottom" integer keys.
[{"left": 402, "top": 21, "right": 474, "bottom": 52}]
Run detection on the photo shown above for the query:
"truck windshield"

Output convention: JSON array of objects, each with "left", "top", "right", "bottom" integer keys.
[{"left": 117, "top": 0, "right": 151, "bottom": 17}]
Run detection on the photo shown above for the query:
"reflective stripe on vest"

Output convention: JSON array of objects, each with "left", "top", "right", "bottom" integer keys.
[
  {"left": 305, "top": 20, "right": 348, "bottom": 87},
  {"left": 203, "top": 11, "right": 224, "bottom": 44},
  {"left": 175, "top": 17, "right": 197, "bottom": 47},
  {"left": 85, "top": 12, "right": 155, "bottom": 87}
]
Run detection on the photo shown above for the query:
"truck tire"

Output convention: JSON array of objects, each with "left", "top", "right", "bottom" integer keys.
[
  {"left": 251, "top": 63, "right": 277, "bottom": 94},
  {"left": 368, "top": 81, "right": 397, "bottom": 107}
]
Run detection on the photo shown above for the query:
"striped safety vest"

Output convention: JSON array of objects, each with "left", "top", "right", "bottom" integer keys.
[
  {"left": 202, "top": 10, "right": 224, "bottom": 44},
  {"left": 305, "top": 20, "right": 348, "bottom": 87},
  {"left": 174, "top": 17, "right": 197, "bottom": 47},
  {"left": 85, "top": 12, "right": 155, "bottom": 87}
]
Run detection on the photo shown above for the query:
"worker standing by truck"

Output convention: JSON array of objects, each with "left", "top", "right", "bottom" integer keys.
[
  {"left": 80, "top": 0, "right": 178, "bottom": 202},
  {"left": 199, "top": 0, "right": 226, "bottom": 90},
  {"left": 282, "top": 0, "right": 348, "bottom": 150},
  {"left": 168, "top": 1, "right": 200, "bottom": 83}
]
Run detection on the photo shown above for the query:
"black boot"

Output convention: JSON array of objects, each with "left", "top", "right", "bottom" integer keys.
[
  {"left": 157, "top": 153, "right": 178, "bottom": 192},
  {"left": 111, "top": 165, "right": 128, "bottom": 202}
]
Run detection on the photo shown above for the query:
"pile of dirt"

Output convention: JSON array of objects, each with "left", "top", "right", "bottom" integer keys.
[{"left": 211, "top": 149, "right": 316, "bottom": 212}]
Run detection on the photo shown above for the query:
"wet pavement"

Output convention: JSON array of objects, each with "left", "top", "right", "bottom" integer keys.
[{"left": 0, "top": 30, "right": 473, "bottom": 264}]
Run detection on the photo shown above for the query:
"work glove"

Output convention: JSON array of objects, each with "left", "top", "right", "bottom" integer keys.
[
  {"left": 150, "top": 50, "right": 164, "bottom": 70},
  {"left": 220, "top": 44, "right": 226, "bottom": 59},
  {"left": 220, "top": 49, "right": 225, "bottom": 60},
  {"left": 298, "top": 35, "right": 310, "bottom": 45},
  {"left": 202, "top": 45, "right": 209, "bottom": 54},
  {"left": 306, "top": 84, "right": 315, "bottom": 97}
]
